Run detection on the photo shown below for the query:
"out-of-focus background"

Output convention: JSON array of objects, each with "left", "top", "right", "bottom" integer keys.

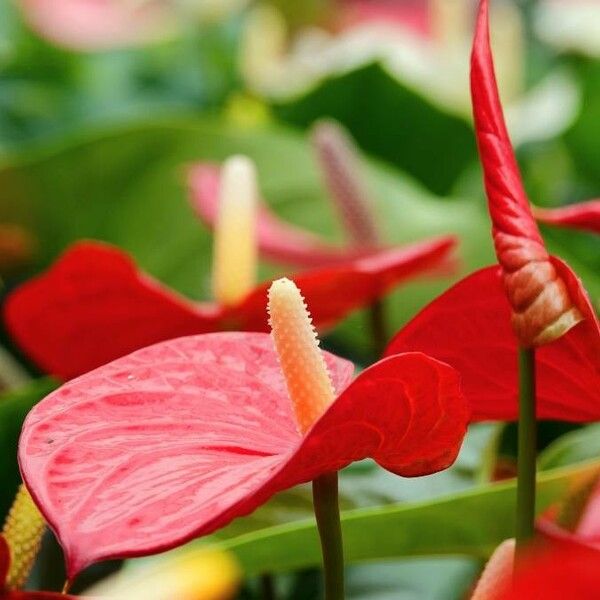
[{"left": 0, "top": 1, "right": 599, "bottom": 598}]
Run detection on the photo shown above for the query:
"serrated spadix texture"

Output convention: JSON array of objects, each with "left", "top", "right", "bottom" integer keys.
[
  {"left": 268, "top": 278, "right": 334, "bottom": 432},
  {"left": 311, "top": 120, "right": 379, "bottom": 247}
]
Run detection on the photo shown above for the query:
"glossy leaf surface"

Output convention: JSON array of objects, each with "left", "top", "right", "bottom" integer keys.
[
  {"left": 5, "top": 237, "right": 455, "bottom": 380},
  {"left": 19, "top": 333, "right": 468, "bottom": 576},
  {"left": 384, "top": 262, "right": 600, "bottom": 422}
]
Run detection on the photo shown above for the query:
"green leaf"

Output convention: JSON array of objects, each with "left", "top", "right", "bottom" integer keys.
[
  {"left": 539, "top": 423, "right": 600, "bottom": 471},
  {"left": 218, "top": 459, "right": 600, "bottom": 576},
  {"left": 272, "top": 62, "right": 477, "bottom": 196},
  {"left": 0, "top": 377, "right": 57, "bottom": 517},
  {"left": 345, "top": 559, "right": 478, "bottom": 600}
]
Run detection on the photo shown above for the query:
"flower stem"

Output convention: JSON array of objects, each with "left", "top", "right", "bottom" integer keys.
[
  {"left": 368, "top": 300, "right": 388, "bottom": 357},
  {"left": 260, "top": 573, "right": 276, "bottom": 600},
  {"left": 312, "top": 472, "right": 344, "bottom": 600},
  {"left": 516, "top": 347, "right": 537, "bottom": 553}
]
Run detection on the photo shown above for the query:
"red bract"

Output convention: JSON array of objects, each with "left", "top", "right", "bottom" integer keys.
[
  {"left": 188, "top": 163, "right": 374, "bottom": 267},
  {"left": 384, "top": 0, "right": 600, "bottom": 421},
  {"left": 19, "top": 332, "right": 468, "bottom": 577},
  {"left": 501, "top": 542, "right": 600, "bottom": 600},
  {"left": 4, "top": 237, "right": 455, "bottom": 380},
  {"left": 533, "top": 200, "right": 600, "bottom": 236}
]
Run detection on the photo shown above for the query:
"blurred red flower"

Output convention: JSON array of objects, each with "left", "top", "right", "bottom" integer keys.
[
  {"left": 4, "top": 235, "right": 454, "bottom": 380},
  {"left": 533, "top": 200, "right": 600, "bottom": 236}
]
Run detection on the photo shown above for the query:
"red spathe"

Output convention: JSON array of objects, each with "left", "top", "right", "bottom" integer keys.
[{"left": 19, "top": 332, "right": 469, "bottom": 577}]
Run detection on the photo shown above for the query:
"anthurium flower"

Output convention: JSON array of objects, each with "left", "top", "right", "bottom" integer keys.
[
  {"left": 533, "top": 200, "right": 600, "bottom": 236},
  {"left": 470, "top": 537, "right": 600, "bottom": 599},
  {"left": 4, "top": 237, "right": 453, "bottom": 380},
  {"left": 189, "top": 121, "right": 384, "bottom": 269},
  {"left": 6, "top": 153, "right": 455, "bottom": 380},
  {"left": 384, "top": 0, "right": 600, "bottom": 421},
  {"left": 187, "top": 162, "right": 367, "bottom": 267},
  {"left": 188, "top": 125, "right": 455, "bottom": 269},
  {"left": 18, "top": 278, "right": 469, "bottom": 579}
]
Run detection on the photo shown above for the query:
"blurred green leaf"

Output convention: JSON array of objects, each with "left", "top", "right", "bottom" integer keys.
[
  {"left": 565, "top": 57, "right": 600, "bottom": 191},
  {"left": 0, "top": 377, "right": 57, "bottom": 517},
  {"left": 220, "top": 459, "right": 600, "bottom": 576},
  {"left": 539, "top": 423, "right": 600, "bottom": 471},
  {"left": 272, "top": 62, "right": 477, "bottom": 196},
  {"left": 345, "top": 559, "right": 478, "bottom": 600}
]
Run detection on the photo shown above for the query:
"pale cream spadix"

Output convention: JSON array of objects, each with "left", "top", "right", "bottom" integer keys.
[
  {"left": 268, "top": 278, "right": 335, "bottom": 433},
  {"left": 212, "top": 155, "right": 258, "bottom": 306}
]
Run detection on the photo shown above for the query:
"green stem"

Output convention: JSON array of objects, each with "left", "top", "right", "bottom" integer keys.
[
  {"left": 260, "top": 573, "right": 276, "bottom": 600},
  {"left": 312, "top": 472, "right": 344, "bottom": 600},
  {"left": 368, "top": 299, "right": 388, "bottom": 357},
  {"left": 516, "top": 347, "right": 537, "bottom": 554}
]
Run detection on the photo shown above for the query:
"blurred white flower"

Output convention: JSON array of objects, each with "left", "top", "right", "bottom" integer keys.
[
  {"left": 535, "top": 0, "right": 600, "bottom": 58},
  {"left": 240, "top": 0, "right": 580, "bottom": 145}
]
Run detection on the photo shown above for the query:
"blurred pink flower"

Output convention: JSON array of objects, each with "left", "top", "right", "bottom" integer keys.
[
  {"left": 338, "top": 0, "right": 430, "bottom": 37},
  {"left": 17, "top": 0, "right": 177, "bottom": 50}
]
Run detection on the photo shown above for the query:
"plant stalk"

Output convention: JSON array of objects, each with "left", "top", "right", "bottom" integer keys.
[
  {"left": 312, "top": 472, "right": 344, "bottom": 600},
  {"left": 368, "top": 299, "right": 388, "bottom": 357},
  {"left": 260, "top": 573, "right": 276, "bottom": 600},
  {"left": 516, "top": 347, "right": 537, "bottom": 554}
]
